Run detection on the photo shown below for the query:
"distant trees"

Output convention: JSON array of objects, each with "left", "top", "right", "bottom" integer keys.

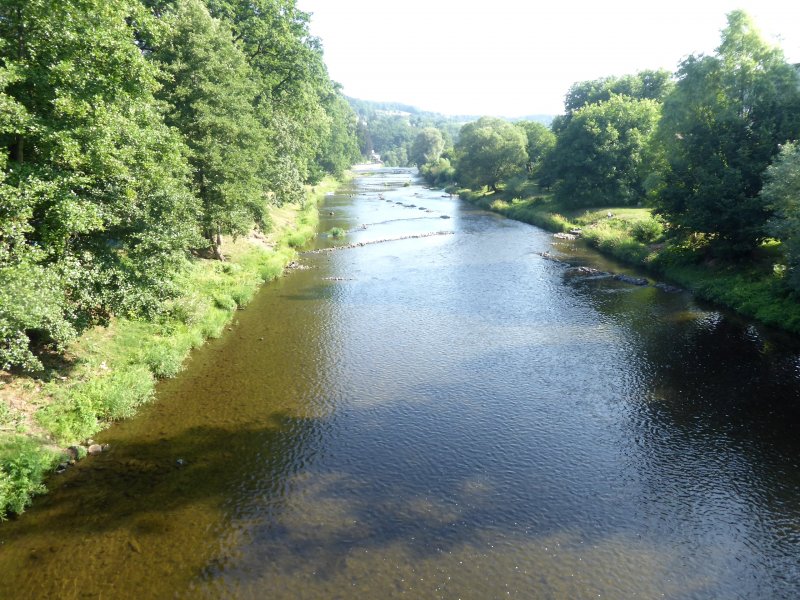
[
  {"left": 654, "top": 10, "right": 800, "bottom": 256},
  {"left": 348, "top": 99, "right": 467, "bottom": 168},
  {"left": 450, "top": 10, "right": 800, "bottom": 268},
  {"left": 410, "top": 128, "right": 445, "bottom": 167},
  {"left": 455, "top": 117, "right": 527, "bottom": 192}
]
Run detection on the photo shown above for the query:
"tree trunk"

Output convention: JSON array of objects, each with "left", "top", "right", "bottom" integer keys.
[
  {"left": 12, "top": 136, "right": 24, "bottom": 164},
  {"left": 213, "top": 227, "right": 224, "bottom": 261}
]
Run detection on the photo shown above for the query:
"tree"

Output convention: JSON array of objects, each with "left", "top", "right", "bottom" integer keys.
[
  {"left": 312, "top": 86, "right": 361, "bottom": 180},
  {"left": 154, "top": 0, "right": 266, "bottom": 259},
  {"left": 763, "top": 143, "right": 800, "bottom": 291},
  {"left": 655, "top": 11, "right": 800, "bottom": 256},
  {"left": 564, "top": 69, "right": 673, "bottom": 114},
  {"left": 410, "top": 127, "right": 445, "bottom": 168},
  {"left": 544, "top": 95, "right": 662, "bottom": 207},
  {"left": 455, "top": 117, "right": 527, "bottom": 192},
  {"left": 206, "top": 0, "right": 335, "bottom": 193},
  {"left": 514, "top": 121, "right": 556, "bottom": 176},
  {"left": 0, "top": 0, "right": 200, "bottom": 369}
]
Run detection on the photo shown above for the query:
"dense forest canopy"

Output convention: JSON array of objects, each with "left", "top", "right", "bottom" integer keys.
[{"left": 0, "top": 0, "right": 360, "bottom": 371}]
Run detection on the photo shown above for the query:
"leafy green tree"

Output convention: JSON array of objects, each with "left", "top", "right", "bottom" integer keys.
[
  {"left": 420, "top": 158, "right": 456, "bottom": 186},
  {"left": 543, "top": 96, "right": 662, "bottom": 207},
  {"left": 382, "top": 145, "right": 410, "bottom": 167},
  {"left": 515, "top": 121, "right": 556, "bottom": 176},
  {"left": 410, "top": 127, "right": 445, "bottom": 168},
  {"left": 455, "top": 117, "right": 527, "bottom": 192},
  {"left": 564, "top": 69, "right": 674, "bottom": 114},
  {"left": 0, "top": 0, "right": 199, "bottom": 369},
  {"left": 655, "top": 11, "right": 800, "bottom": 255},
  {"left": 206, "top": 0, "right": 333, "bottom": 192},
  {"left": 763, "top": 143, "right": 800, "bottom": 290},
  {"left": 312, "top": 86, "right": 361, "bottom": 180},
  {"left": 155, "top": 0, "right": 267, "bottom": 258}
]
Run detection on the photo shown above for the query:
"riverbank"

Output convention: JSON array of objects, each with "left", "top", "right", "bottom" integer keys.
[
  {"left": 460, "top": 188, "right": 800, "bottom": 334},
  {"left": 0, "top": 177, "right": 342, "bottom": 519}
]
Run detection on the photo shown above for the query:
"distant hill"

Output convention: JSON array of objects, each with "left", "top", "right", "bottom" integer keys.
[{"left": 510, "top": 114, "right": 555, "bottom": 126}]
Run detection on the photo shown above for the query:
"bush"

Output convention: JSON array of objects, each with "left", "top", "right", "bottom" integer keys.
[
  {"left": 0, "top": 436, "right": 61, "bottom": 519},
  {"left": 0, "top": 263, "right": 76, "bottom": 372},
  {"left": 328, "top": 227, "right": 346, "bottom": 239},
  {"left": 630, "top": 216, "right": 665, "bottom": 243}
]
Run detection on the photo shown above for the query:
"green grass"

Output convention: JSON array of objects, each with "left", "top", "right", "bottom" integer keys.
[{"left": 0, "top": 175, "right": 343, "bottom": 519}]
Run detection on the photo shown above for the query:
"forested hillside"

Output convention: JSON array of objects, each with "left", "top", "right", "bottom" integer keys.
[{"left": 0, "top": 0, "right": 360, "bottom": 373}]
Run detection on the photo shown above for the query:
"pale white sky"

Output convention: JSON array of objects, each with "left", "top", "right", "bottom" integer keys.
[{"left": 295, "top": 0, "right": 800, "bottom": 117}]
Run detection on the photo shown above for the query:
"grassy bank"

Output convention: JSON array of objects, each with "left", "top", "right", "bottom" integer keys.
[
  {"left": 460, "top": 188, "right": 800, "bottom": 334},
  {"left": 0, "top": 177, "right": 342, "bottom": 519}
]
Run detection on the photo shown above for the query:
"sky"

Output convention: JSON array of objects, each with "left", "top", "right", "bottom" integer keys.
[{"left": 295, "top": 0, "right": 800, "bottom": 117}]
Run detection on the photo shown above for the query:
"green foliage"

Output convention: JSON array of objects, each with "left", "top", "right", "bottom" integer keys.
[
  {"left": 420, "top": 157, "right": 456, "bottom": 186},
  {"left": 545, "top": 95, "right": 662, "bottom": 208},
  {"left": 0, "top": 436, "right": 61, "bottom": 519},
  {"left": 410, "top": 127, "right": 445, "bottom": 167},
  {"left": 0, "top": 0, "right": 201, "bottom": 369},
  {"left": 328, "top": 227, "right": 346, "bottom": 239},
  {"left": 564, "top": 69, "right": 674, "bottom": 114},
  {"left": 763, "top": 142, "right": 800, "bottom": 291},
  {"left": 313, "top": 88, "right": 361, "bottom": 179},
  {"left": 455, "top": 117, "right": 528, "bottom": 192},
  {"left": 655, "top": 10, "right": 800, "bottom": 256},
  {"left": 0, "top": 262, "right": 75, "bottom": 371},
  {"left": 581, "top": 221, "right": 651, "bottom": 264},
  {"left": 38, "top": 366, "right": 155, "bottom": 443},
  {"left": 155, "top": 0, "right": 266, "bottom": 255},
  {"left": 514, "top": 121, "right": 556, "bottom": 176},
  {"left": 630, "top": 216, "right": 665, "bottom": 243}
]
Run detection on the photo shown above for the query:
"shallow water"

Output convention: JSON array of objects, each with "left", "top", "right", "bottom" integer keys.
[{"left": 1, "top": 168, "right": 799, "bottom": 598}]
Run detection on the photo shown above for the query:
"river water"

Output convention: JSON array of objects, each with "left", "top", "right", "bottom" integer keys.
[{"left": 1, "top": 167, "right": 799, "bottom": 598}]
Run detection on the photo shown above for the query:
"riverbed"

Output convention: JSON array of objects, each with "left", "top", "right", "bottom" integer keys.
[{"left": 1, "top": 167, "right": 799, "bottom": 598}]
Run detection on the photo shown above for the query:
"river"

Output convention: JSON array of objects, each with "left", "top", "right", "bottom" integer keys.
[{"left": 1, "top": 167, "right": 799, "bottom": 598}]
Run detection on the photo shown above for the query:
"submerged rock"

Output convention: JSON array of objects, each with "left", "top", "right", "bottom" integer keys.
[
  {"left": 613, "top": 274, "right": 649, "bottom": 286},
  {"left": 655, "top": 282, "right": 683, "bottom": 293}
]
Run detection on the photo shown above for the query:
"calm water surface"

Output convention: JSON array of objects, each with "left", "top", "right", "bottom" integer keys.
[{"left": 1, "top": 168, "right": 799, "bottom": 598}]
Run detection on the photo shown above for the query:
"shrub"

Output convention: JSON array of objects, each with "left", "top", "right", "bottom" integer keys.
[
  {"left": 0, "top": 436, "right": 61, "bottom": 519},
  {"left": 328, "top": 227, "right": 346, "bottom": 239},
  {"left": 630, "top": 216, "right": 665, "bottom": 243}
]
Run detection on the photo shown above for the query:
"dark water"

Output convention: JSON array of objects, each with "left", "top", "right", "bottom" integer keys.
[{"left": 2, "top": 168, "right": 800, "bottom": 598}]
